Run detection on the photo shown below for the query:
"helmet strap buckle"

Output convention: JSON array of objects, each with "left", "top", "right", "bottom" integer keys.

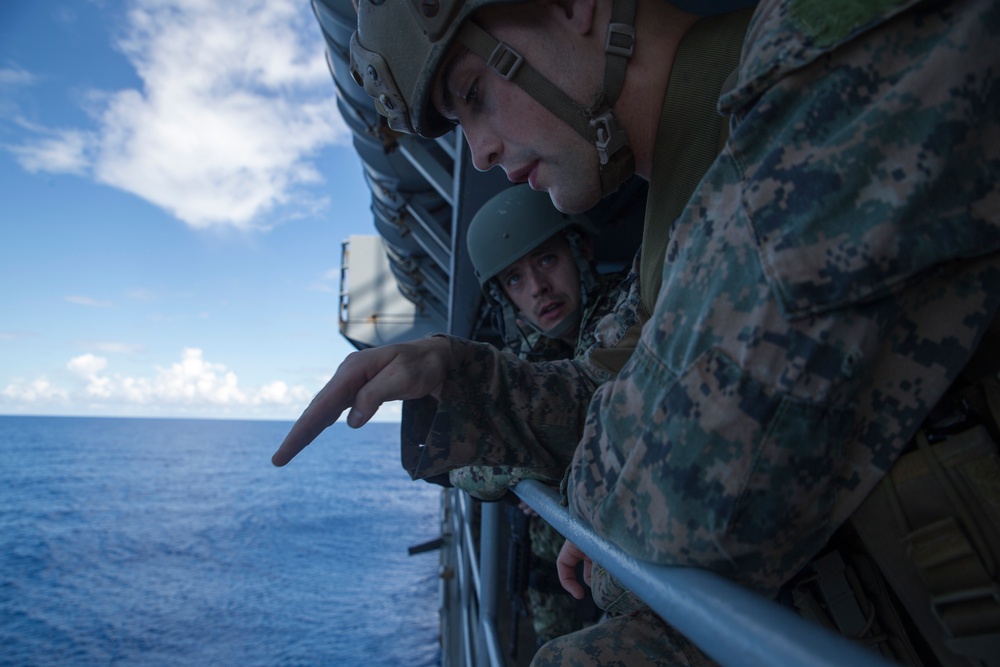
[
  {"left": 591, "top": 109, "right": 627, "bottom": 166},
  {"left": 487, "top": 41, "right": 524, "bottom": 81},
  {"left": 605, "top": 22, "right": 635, "bottom": 58}
]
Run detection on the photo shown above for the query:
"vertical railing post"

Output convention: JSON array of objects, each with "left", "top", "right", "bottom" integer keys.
[
  {"left": 477, "top": 500, "right": 501, "bottom": 667},
  {"left": 459, "top": 492, "right": 475, "bottom": 667}
]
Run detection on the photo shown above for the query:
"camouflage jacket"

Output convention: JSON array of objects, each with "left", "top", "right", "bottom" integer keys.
[
  {"left": 567, "top": 0, "right": 1000, "bottom": 597},
  {"left": 401, "top": 265, "right": 642, "bottom": 484},
  {"left": 446, "top": 270, "right": 629, "bottom": 500},
  {"left": 402, "top": 0, "right": 1000, "bottom": 599}
]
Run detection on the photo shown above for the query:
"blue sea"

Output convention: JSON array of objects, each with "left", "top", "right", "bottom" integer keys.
[{"left": 0, "top": 416, "right": 442, "bottom": 667}]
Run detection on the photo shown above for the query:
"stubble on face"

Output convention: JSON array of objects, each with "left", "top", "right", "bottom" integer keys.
[
  {"left": 434, "top": 7, "right": 607, "bottom": 214},
  {"left": 500, "top": 234, "right": 582, "bottom": 334}
]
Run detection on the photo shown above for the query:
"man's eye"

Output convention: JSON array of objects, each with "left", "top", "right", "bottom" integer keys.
[
  {"left": 505, "top": 274, "right": 521, "bottom": 288},
  {"left": 462, "top": 80, "right": 479, "bottom": 106}
]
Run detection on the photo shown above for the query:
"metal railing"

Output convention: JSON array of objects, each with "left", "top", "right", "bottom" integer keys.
[
  {"left": 439, "top": 481, "right": 898, "bottom": 667},
  {"left": 439, "top": 487, "right": 505, "bottom": 667}
]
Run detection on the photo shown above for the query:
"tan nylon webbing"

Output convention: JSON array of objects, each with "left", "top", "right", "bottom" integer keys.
[
  {"left": 602, "top": 0, "right": 637, "bottom": 106},
  {"left": 458, "top": 22, "right": 592, "bottom": 139},
  {"left": 639, "top": 9, "right": 753, "bottom": 315}
]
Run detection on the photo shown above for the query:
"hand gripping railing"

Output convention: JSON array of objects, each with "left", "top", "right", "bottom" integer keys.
[{"left": 512, "top": 479, "right": 899, "bottom": 667}]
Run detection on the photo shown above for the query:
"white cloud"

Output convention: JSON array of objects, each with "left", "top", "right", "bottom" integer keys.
[
  {"left": 125, "top": 288, "right": 157, "bottom": 302},
  {"left": 0, "top": 66, "right": 36, "bottom": 86},
  {"left": 2, "top": 377, "right": 70, "bottom": 403},
  {"left": 10, "top": 0, "right": 349, "bottom": 230},
  {"left": 255, "top": 380, "right": 295, "bottom": 404},
  {"left": 0, "top": 348, "right": 402, "bottom": 421},
  {"left": 374, "top": 400, "right": 403, "bottom": 421},
  {"left": 308, "top": 281, "right": 335, "bottom": 293},
  {"left": 68, "top": 353, "right": 110, "bottom": 378},
  {"left": 65, "top": 295, "right": 114, "bottom": 307},
  {"left": 12, "top": 128, "right": 93, "bottom": 175},
  {"left": 309, "top": 266, "right": 342, "bottom": 291},
  {"left": 84, "top": 341, "right": 145, "bottom": 355},
  {"left": 66, "top": 347, "right": 313, "bottom": 407},
  {"left": 0, "top": 331, "right": 35, "bottom": 341}
]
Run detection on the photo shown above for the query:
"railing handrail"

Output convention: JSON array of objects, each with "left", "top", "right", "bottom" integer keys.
[{"left": 513, "top": 480, "right": 898, "bottom": 667}]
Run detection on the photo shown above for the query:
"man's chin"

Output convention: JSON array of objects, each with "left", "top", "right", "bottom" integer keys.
[
  {"left": 540, "top": 313, "right": 571, "bottom": 334},
  {"left": 547, "top": 186, "right": 601, "bottom": 215}
]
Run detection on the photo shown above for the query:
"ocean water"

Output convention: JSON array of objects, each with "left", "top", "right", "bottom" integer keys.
[{"left": 0, "top": 416, "right": 442, "bottom": 667}]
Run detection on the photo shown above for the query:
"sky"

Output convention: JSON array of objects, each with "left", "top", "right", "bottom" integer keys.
[{"left": 0, "top": 0, "right": 402, "bottom": 422}]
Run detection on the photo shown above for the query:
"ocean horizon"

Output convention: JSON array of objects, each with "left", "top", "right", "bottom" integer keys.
[{"left": 0, "top": 415, "right": 442, "bottom": 667}]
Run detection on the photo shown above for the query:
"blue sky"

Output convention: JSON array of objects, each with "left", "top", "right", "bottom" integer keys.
[{"left": 0, "top": 1, "right": 399, "bottom": 421}]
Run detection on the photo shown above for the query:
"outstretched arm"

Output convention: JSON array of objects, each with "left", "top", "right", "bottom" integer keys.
[{"left": 271, "top": 336, "right": 451, "bottom": 466}]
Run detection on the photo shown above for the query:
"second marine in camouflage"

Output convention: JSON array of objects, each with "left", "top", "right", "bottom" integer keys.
[{"left": 449, "top": 184, "right": 624, "bottom": 647}]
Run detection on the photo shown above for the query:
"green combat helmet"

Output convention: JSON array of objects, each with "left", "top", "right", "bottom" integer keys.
[
  {"left": 466, "top": 185, "right": 599, "bottom": 350},
  {"left": 349, "top": 0, "right": 638, "bottom": 196}
]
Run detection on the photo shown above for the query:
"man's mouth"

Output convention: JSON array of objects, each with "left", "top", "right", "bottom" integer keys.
[
  {"left": 537, "top": 301, "right": 564, "bottom": 321},
  {"left": 507, "top": 161, "right": 538, "bottom": 187}
]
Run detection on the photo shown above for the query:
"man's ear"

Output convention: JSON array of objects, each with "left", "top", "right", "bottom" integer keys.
[{"left": 550, "top": 0, "right": 597, "bottom": 36}]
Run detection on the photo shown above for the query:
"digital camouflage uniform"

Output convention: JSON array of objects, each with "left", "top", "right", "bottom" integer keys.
[
  {"left": 448, "top": 269, "right": 631, "bottom": 499},
  {"left": 402, "top": 0, "right": 1000, "bottom": 664},
  {"left": 449, "top": 270, "right": 626, "bottom": 647},
  {"left": 543, "top": 0, "right": 1000, "bottom": 664},
  {"left": 400, "top": 252, "right": 643, "bottom": 485}
]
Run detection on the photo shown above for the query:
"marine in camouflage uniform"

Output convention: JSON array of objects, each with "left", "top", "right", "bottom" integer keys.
[
  {"left": 447, "top": 184, "right": 627, "bottom": 649},
  {"left": 446, "top": 269, "right": 629, "bottom": 499},
  {"left": 400, "top": 257, "right": 642, "bottom": 487},
  {"left": 403, "top": 0, "right": 1000, "bottom": 664},
  {"left": 277, "top": 0, "right": 1000, "bottom": 664}
]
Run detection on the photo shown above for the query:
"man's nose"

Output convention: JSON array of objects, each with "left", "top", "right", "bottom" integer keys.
[
  {"left": 529, "top": 272, "right": 549, "bottom": 298},
  {"left": 463, "top": 127, "right": 500, "bottom": 172}
]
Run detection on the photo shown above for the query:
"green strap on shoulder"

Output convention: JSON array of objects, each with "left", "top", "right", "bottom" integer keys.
[{"left": 639, "top": 9, "right": 753, "bottom": 315}]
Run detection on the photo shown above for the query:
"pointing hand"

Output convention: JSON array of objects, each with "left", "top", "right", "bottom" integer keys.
[{"left": 271, "top": 337, "right": 450, "bottom": 466}]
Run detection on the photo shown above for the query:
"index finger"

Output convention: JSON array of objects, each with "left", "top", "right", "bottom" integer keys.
[{"left": 271, "top": 374, "right": 350, "bottom": 466}]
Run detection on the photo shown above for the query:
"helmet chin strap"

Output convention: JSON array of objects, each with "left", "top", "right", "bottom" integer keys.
[
  {"left": 457, "top": 0, "right": 637, "bottom": 197},
  {"left": 533, "top": 305, "right": 583, "bottom": 341}
]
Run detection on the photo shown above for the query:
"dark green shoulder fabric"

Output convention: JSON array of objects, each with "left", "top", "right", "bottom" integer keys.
[
  {"left": 789, "top": 0, "right": 914, "bottom": 47},
  {"left": 639, "top": 8, "right": 753, "bottom": 315}
]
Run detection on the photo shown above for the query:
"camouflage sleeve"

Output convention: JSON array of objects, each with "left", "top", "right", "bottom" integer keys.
[
  {"left": 567, "top": 0, "right": 1000, "bottom": 598},
  {"left": 442, "top": 269, "right": 639, "bottom": 500},
  {"left": 403, "top": 261, "right": 643, "bottom": 487},
  {"left": 401, "top": 338, "right": 599, "bottom": 482}
]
